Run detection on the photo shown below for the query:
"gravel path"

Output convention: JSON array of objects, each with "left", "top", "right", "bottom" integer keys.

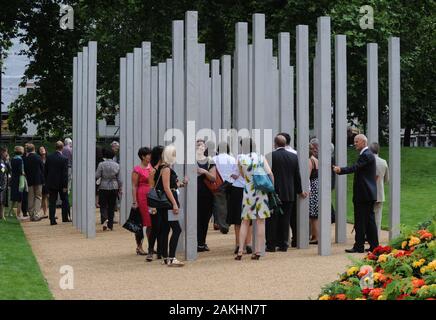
[{"left": 21, "top": 210, "right": 389, "bottom": 300}]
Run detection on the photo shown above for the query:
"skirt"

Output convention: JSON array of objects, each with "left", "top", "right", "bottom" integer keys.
[{"left": 226, "top": 186, "right": 244, "bottom": 225}]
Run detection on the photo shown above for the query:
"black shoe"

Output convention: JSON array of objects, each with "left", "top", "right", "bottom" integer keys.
[
  {"left": 245, "top": 245, "right": 253, "bottom": 254},
  {"left": 277, "top": 247, "right": 288, "bottom": 252},
  {"left": 197, "top": 246, "right": 207, "bottom": 252},
  {"left": 220, "top": 227, "right": 229, "bottom": 234},
  {"left": 345, "top": 248, "right": 364, "bottom": 253},
  {"left": 233, "top": 246, "right": 239, "bottom": 255},
  {"left": 266, "top": 247, "right": 276, "bottom": 252},
  {"left": 291, "top": 242, "right": 297, "bottom": 248},
  {"left": 309, "top": 240, "right": 318, "bottom": 245},
  {"left": 50, "top": 222, "right": 58, "bottom": 226}
]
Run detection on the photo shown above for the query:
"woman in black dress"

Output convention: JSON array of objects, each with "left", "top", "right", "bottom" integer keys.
[
  {"left": 8, "top": 146, "right": 27, "bottom": 220},
  {"left": 196, "top": 139, "right": 216, "bottom": 252}
]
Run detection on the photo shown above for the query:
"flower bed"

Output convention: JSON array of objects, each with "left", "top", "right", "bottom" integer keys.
[{"left": 319, "top": 218, "right": 436, "bottom": 300}]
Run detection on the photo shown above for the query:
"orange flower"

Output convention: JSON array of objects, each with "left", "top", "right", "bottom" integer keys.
[
  {"left": 336, "top": 294, "right": 347, "bottom": 300},
  {"left": 419, "top": 232, "right": 433, "bottom": 240},
  {"left": 412, "top": 278, "right": 426, "bottom": 288},
  {"left": 369, "top": 288, "right": 384, "bottom": 300}
]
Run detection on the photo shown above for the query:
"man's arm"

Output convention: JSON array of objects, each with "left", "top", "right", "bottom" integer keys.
[
  {"left": 384, "top": 162, "right": 390, "bottom": 183},
  {"left": 336, "top": 152, "right": 372, "bottom": 175}
]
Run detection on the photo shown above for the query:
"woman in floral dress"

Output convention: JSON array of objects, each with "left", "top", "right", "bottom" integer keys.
[{"left": 235, "top": 138, "right": 273, "bottom": 260}]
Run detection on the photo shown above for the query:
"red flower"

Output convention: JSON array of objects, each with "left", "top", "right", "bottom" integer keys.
[
  {"left": 367, "top": 253, "right": 377, "bottom": 260},
  {"left": 362, "top": 288, "right": 371, "bottom": 295},
  {"left": 336, "top": 294, "right": 347, "bottom": 300},
  {"left": 394, "top": 250, "right": 406, "bottom": 258},
  {"left": 396, "top": 294, "right": 409, "bottom": 300},
  {"left": 382, "top": 279, "right": 393, "bottom": 289},
  {"left": 412, "top": 279, "right": 425, "bottom": 288}
]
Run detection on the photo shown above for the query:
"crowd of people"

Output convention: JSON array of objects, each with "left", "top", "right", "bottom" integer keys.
[
  {"left": 0, "top": 140, "right": 72, "bottom": 225},
  {"left": 0, "top": 132, "right": 390, "bottom": 266},
  {"left": 120, "top": 131, "right": 390, "bottom": 266}
]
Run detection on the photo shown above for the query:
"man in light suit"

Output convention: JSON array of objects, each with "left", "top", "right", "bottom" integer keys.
[
  {"left": 333, "top": 134, "right": 379, "bottom": 253},
  {"left": 369, "top": 142, "right": 389, "bottom": 239}
]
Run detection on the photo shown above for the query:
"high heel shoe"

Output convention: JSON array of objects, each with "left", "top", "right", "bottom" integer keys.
[
  {"left": 145, "top": 253, "right": 153, "bottom": 262},
  {"left": 234, "top": 253, "right": 243, "bottom": 261},
  {"left": 251, "top": 253, "right": 261, "bottom": 260},
  {"left": 136, "top": 248, "right": 147, "bottom": 256}
]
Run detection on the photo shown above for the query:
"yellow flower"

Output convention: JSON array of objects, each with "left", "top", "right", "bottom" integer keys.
[
  {"left": 420, "top": 266, "right": 428, "bottom": 274},
  {"left": 412, "top": 259, "right": 426, "bottom": 268},
  {"left": 408, "top": 236, "right": 421, "bottom": 247},
  {"left": 401, "top": 241, "right": 407, "bottom": 249},
  {"left": 319, "top": 295, "right": 330, "bottom": 300},
  {"left": 373, "top": 272, "right": 381, "bottom": 282},
  {"left": 355, "top": 298, "right": 366, "bottom": 300},
  {"left": 377, "top": 254, "right": 388, "bottom": 263},
  {"left": 347, "top": 266, "right": 359, "bottom": 277},
  {"left": 378, "top": 295, "right": 386, "bottom": 300},
  {"left": 428, "top": 260, "right": 436, "bottom": 270}
]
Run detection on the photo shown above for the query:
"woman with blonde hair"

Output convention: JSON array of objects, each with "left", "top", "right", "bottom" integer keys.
[{"left": 155, "top": 145, "right": 187, "bottom": 267}]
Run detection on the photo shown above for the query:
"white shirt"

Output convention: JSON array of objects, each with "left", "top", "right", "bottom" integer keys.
[
  {"left": 231, "top": 154, "right": 247, "bottom": 188},
  {"left": 285, "top": 145, "right": 297, "bottom": 155},
  {"left": 360, "top": 146, "right": 369, "bottom": 155},
  {"left": 212, "top": 153, "right": 237, "bottom": 183}
]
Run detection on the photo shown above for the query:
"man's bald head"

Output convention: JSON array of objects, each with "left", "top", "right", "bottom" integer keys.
[
  {"left": 354, "top": 134, "right": 368, "bottom": 152},
  {"left": 275, "top": 135, "right": 287, "bottom": 149}
]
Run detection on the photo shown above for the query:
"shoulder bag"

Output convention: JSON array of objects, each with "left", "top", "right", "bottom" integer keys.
[
  {"left": 147, "top": 166, "right": 173, "bottom": 209},
  {"left": 252, "top": 154, "right": 275, "bottom": 193}
]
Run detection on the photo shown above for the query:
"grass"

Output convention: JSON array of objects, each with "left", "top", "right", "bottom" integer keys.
[
  {"left": 342, "top": 147, "right": 436, "bottom": 229},
  {"left": 0, "top": 218, "right": 53, "bottom": 300}
]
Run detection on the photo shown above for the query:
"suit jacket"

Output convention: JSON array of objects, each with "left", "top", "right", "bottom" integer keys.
[
  {"left": 339, "top": 148, "right": 377, "bottom": 203},
  {"left": 271, "top": 148, "right": 303, "bottom": 202},
  {"left": 23, "top": 153, "right": 44, "bottom": 186},
  {"left": 45, "top": 151, "right": 69, "bottom": 190},
  {"left": 375, "top": 156, "right": 389, "bottom": 202}
]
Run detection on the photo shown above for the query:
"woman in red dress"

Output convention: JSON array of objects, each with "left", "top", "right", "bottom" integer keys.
[{"left": 132, "top": 147, "right": 152, "bottom": 255}]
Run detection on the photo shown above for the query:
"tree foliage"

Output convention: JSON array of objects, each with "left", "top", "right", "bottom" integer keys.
[{"left": 3, "top": 0, "right": 435, "bottom": 140}]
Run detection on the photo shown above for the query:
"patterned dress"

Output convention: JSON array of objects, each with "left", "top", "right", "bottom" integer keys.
[
  {"left": 309, "top": 158, "right": 319, "bottom": 219},
  {"left": 238, "top": 153, "right": 271, "bottom": 220}
]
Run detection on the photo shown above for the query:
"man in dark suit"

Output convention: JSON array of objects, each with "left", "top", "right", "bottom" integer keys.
[
  {"left": 266, "top": 135, "right": 307, "bottom": 251},
  {"left": 333, "top": 134, "right": 379, "bottom": 253},
  {"left": 23, "top": 143, "right": 44, "bottom": 221},
  {"left": 45, "top": 141, "right": 70, "bottom": 225}
]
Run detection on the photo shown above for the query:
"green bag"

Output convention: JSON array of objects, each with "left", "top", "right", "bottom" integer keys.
[{"left": 19, "top": 175, "right": 28, "bottom": 192}]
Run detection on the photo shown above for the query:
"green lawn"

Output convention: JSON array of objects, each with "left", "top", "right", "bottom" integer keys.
[
  {"left": 0, "top": 218, "right": 53, "bottom": 300},
  {"left": 342, "top": 147, "right": 436, "bottom": 229}
]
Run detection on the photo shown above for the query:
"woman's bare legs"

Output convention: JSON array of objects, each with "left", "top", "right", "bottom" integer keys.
[
  {"left": 234, "top": 224, "right": 240, "bottom": 246},
  {"left": 238, "top": 220, "right": 250, "bottom": 254},
  {"left": 41, "top": 194, "right": 48, "bottom": 217},
  {"left": 310, "top": 218, "right": 319, "bottom": 241},
  {"left": 255, "top": 219, "right": 265, "bottom": 254}
]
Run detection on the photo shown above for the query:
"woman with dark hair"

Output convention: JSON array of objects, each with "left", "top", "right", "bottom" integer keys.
[
  {"left": 235, "top": 138, "right": 273, "bottom": 260},
  {"left": 308, "top": 143, "right": 319, "bottom": 244},
  {"left": 146, "top": 145, "right": 165, "bottom": 261},
  {"left": 37, "top": 146, "right": 49, "bottom": 219},
  {"left": 131, "top": 147, "right": 152, "bottom": 256},
  {"left": 95, "top": 148, "right": 122, "bottom": 231},
  {"left": 196, "top": 139, "right": 216, "bottom": 252}
]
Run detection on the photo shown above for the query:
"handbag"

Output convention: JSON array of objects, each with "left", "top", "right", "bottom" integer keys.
[
  {"left": 146, "top": 167, "right": 173, "bottom": 209},
  {"left": 122, "top": 207, "right": 143, "bottom": 234},
  {"left": 252, "top": 154, "right": 275, "bottom": 193},
  {"left": 268, "top": 192, "right": 283, "bottom": 215},
  {"left": 203, "top": 160, "right": 224, "bottom": 193}
]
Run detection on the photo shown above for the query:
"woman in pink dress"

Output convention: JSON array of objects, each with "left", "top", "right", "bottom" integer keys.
[{"left": 132, "top": 147, "right": 152, "bottom": 255}]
